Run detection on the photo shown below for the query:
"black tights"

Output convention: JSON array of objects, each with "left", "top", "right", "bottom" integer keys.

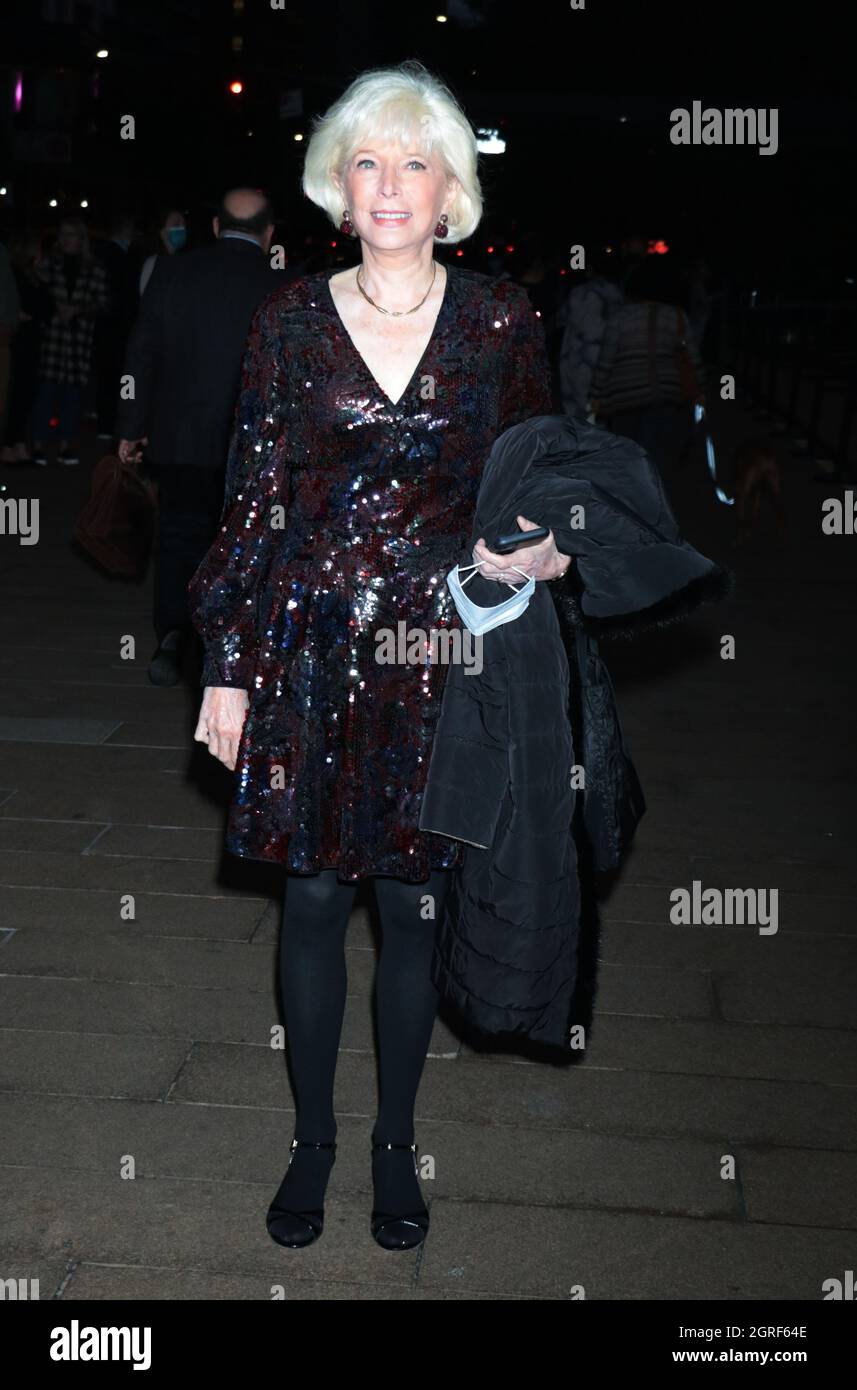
[{"left": 278, "top": 866, "right": 452, "bottom": 1145}]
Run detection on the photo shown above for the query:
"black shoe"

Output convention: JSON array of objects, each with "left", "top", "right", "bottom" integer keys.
[
  {"left": 370, "top": 1141, "right": 430, "bottom": 1250},
  {"left": 266, "top": 1139, "right": 337, "bottom": 1249},
  {"left": 147, "top": 630, "right": 184, "bottom": 686}
]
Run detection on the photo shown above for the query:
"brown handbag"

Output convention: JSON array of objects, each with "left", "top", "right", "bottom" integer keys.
[{"left": 73, "top": 453, "right": 157, "bottom": 578}]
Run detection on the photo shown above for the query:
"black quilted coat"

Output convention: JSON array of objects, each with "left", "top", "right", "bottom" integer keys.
[{"left": 419, "top": 412, "right": 730, "bottom": 1049}]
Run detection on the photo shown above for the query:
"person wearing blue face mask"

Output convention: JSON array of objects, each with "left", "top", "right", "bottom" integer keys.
[{"left": 139, "top": 208, "right": 188, "bottom": 296}]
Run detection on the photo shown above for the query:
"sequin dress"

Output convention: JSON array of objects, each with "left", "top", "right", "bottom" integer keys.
[{"left": 189, "top": 263, "right": 553, "bottom": 881}]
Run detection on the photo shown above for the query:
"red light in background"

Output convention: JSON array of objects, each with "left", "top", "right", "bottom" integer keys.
[
  {"left": 486, "top": 245, "right": 494, "bottom": 253},
  {"left": 456, "top": 248, "right": 463, "bottom": 256},
  {"left": 647, "top": 238, "right": 670, "bottom": 255},
  {"left": 505, "top": 244, "right": 514, "bottom": 253},
  {"left": 229, "top": 81, "right": 243, "bottom": 95}
]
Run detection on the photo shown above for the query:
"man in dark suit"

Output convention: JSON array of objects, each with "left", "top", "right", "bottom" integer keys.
[{"left": 117, "top": 187, "right": 284, "bottom": 685}]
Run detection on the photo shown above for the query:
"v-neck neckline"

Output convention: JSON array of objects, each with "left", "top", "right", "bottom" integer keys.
[{"left": 323, "top": 262, "right": 455, "bottom": 410}]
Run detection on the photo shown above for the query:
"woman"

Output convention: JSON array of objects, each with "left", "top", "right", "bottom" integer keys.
[
  {"left": 189, "top": 60, "right": 569, "bottom": 1253},
  {"left": 32, "top": 219, "right": 109, "bottom": 466},
  {"left": 0, "top": 232, "right": 54, "bottom": 465},
  {"left": 139, "top": 207, "right": 187, "bottom": 296},
  {"left": 590, "top": 256, "right": 705, "bottom": 469}
]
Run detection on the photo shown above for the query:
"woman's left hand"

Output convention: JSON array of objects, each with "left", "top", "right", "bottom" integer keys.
[{"left": 472, "top": 514, "right": 571, "bottom": 582}]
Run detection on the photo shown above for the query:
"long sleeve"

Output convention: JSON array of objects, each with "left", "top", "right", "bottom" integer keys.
[
  {"left": 188, "top": 294, "right": 288, "bottom": 689},
  {"left": 114, "top": 261, "right": 171, "bottom": 440},
  {"left": 589, "top": 305, "right": 623, "bottom": 398},
  {"left": 496, "top": 282, "right": 554, "bottom": 433}
]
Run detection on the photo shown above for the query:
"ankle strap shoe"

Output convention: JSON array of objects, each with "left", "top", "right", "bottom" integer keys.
[
  {"left": 370, "top": 1140, "right": 429, "bottom": 1251},
  {"left": 266, "top": 1138, "right": 336, "bottom": 1249}
]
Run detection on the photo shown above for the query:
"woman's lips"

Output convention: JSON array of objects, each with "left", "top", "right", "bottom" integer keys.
[{"left": 371, "top": 211, "right": 412, "bottom": 223}]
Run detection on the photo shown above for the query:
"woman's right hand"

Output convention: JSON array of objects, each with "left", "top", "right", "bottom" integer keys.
[{"left": 194, "top": 686, "right": 249, "bottom": 771}]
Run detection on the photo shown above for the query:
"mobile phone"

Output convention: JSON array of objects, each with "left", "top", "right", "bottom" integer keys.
[{"left": 492, "top": 525, "right": 550, "bottom": 554}]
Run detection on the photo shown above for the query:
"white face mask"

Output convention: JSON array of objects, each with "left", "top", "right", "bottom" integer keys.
[{"left": 446, "top": 560, "right": 536, "bottom": 636}]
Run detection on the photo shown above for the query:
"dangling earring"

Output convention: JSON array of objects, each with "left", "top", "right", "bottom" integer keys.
[
  {"left": 434, "top": 212, "right": 449, "bottom": 239},
  {"left": 340, "top": 209, "right": 355, "bottom": 237}
]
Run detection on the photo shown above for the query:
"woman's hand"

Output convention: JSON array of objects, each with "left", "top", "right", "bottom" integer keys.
[
  {"left": 472, "top": 514, "right": 571, "bottom": 582},
  {"left": 194, "top": 686, "right": 249, "bottom": 771},
  {"left": 118, "top": 437, "right": 148, "bottom": 464}
]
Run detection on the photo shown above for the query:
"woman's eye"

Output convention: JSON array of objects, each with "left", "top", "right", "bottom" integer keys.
[{"left": 355, "top": 158, "right": 426, "bottom": 170}]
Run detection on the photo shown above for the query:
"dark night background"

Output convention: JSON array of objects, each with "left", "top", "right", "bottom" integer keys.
[{"left": 1, "top": 0, "right": 855, "bottom": 304}]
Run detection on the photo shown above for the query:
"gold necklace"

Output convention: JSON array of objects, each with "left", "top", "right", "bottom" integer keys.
[{"left": 355, "top": 260, "right": 440, "bottom": 316}]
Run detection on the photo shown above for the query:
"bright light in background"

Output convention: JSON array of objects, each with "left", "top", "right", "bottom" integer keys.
[
  {"left": 647, "top": 239, "right": 670, "bottom": 255},
  {"left": 80, "top": 199, "right": 88, "bottom": 208},
  {"left": 14, "top": 73, "right": 23, "bottom": 112},
  {"left": 96, "top": 49, "right": 108, "bottom": 59},
  {"left": 436, "top": 13, "right": 447, "bottom": 20},
  {"left": 0, "top": 187, "right": 6, "bottom": 196},
  {"left": 476, "top": 128, "right": 505, "bottom": 154},
  {"left": 229, "top": 81, "right": 243, "bottom": 95},
  {"left": 49, "top": 199, "right": 57, "bottom": 208},
  {"left": 293, "top": 133, "right": 303, "bottom": 141}
]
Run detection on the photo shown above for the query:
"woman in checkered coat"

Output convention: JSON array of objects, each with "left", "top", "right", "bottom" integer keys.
[{"left": 32, "top": 218, "right": 109, "bottom": 466}]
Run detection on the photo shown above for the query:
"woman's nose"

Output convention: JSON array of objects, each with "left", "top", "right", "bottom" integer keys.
[{"left": 377, "top": 167, "right": 401, "bottom": 196}]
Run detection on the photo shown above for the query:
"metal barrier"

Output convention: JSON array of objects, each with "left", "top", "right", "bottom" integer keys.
[{"left": 723, "top": 299, "right": 857, "bottom": 478}]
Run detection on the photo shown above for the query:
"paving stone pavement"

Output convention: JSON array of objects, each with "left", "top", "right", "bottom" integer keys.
[{"left": 0, "top": 396, "right": 854, "bottom": 1301}]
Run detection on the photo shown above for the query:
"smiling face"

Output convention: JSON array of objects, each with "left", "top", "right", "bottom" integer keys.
[{"left": 334, "top": 137, "right": 456, "bottom": 249}]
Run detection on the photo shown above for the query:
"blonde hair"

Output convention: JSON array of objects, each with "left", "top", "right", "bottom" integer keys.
[{"left": 302, "top": 60, "right": 483, "bottom": 243}]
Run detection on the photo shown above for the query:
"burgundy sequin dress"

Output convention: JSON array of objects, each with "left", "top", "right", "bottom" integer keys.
[{"left": 189, "top": 263, "right": 553, "bottom": 881}]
